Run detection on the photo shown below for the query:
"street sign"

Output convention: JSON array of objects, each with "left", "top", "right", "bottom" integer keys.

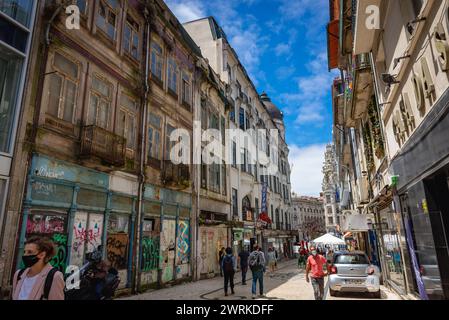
[{"left": 261, "top": 182, "right": 267, "bottom": 213}]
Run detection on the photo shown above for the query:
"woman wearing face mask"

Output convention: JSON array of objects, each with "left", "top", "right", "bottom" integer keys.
[{"left": 12, "top": 236, "right": 65, "bottom": 300}]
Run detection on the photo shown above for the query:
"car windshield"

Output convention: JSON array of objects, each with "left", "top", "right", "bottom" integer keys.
[{"left": 335, "top": 254, "right": 369, "bottom": 264}]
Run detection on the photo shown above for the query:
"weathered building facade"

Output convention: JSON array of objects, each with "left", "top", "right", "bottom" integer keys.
[
  {"left": 183, "top": 17, "right": 295, "bottom": 260},
  {"left": 291, "top": 196, "right": 325, "bottom": 241}
]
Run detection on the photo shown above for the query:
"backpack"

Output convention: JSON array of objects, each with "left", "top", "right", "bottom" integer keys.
[
  {"left": 249, "top": 252, "right": 263, "bottom": 271},
  {"left": 223, "top": 255, "right": 234, "bottom": 273},
  {"left": 17, "top": 267, "right": 58, "bottom": 300}
]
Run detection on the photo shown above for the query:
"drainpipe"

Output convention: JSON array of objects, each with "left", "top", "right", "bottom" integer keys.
[{"left": 134, "top": 3, "right": 151, "bottom": 293}]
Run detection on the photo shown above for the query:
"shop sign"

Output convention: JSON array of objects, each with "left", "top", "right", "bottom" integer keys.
[{"left": 32, "top": 155, "right": 108, "bottom": 188}]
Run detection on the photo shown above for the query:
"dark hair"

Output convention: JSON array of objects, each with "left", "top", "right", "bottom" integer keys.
[
  {"left": 25, "top": 236, "right": 56, "bottom": 263},
  {"left": 225, "top": 247, "right": 232, "bottom": 254}
]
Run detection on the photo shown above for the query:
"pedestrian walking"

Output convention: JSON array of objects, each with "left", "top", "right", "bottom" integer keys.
[
  {"left": 274, "top": 248, "right": 278, "bottom": 269},
  {"left": 305, "top": 246, "right": 329, "bottom": 300},
  {"left": 222, "top": 247, "right": 237, "bottom": 296},
  {"left": 267, "top": 248, "right": 277, "bottom": 275},
  {"left": 238, "top": 248, "right": 250, "bottom": 285},
  {"left": 248, "top": 245, "right": 266, "bottom": 299},
  {"left": 218, "top": 247, "right": 226, "bottom": 277},
  {"left": 12, "top": 236, "right": 65, "bottom": 300}
]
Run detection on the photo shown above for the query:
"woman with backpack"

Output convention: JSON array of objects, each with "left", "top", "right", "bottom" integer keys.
[
  {"left": 221, "top": 247, "right": 236, "bottom": 296},
  {"left": 12, "top": 236, "right": 65, "bottom": 300}
]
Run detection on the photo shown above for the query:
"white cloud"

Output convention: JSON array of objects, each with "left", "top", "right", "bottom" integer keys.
[
  {"left": 165, "top": 0, "right": 206, "bottom": 23},
  {"left": 275, "top": 65, "right": 296, "bottom": 80},
  {"left": 289, "top": 143, "right": 327, "bottom": 196},
  {"left": 275, "top": 43, "right": 291, "bottom": 57}
]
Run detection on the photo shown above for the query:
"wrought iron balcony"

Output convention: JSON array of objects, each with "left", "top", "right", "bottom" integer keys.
[
  {"left": 162, "top": 160, "right": 190, "bottom": 186},
  {"left": 80, "top": 125, "right": 126, "bottom": 166}
]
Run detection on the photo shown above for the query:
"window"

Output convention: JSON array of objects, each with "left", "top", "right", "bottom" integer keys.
[
  {"left": 335, "top": 254, "right": 369, "bottom": 265},
  {"left": 167, "top": 57, "right": 178, "bottom": 94},
  {"left": 245, "top": 111, "right": 250, "bottom": 131},
  {"left": 96, "top": 0, "right": 119, "bottom": 40},
  {"left": 88, "top": 75, "right": 112, "bottom": 129},
  {"left": 239, "top": 107, "right": 245, "bottom": 130},
  {"left": 0, "top": 0, "right": 33, "bottom": 27},
  {"left": 76, "top": 0, "right": 88, "bottom": 15},
  {"left": 221, "top": 116, "right": 225, "bottom": 145},
  {"left": 201, "top": 157, "right": 207, "bottom": 189},
  {"left": 201, "top": 99, "right": 207, "bottom": 130},
  {"left": 221, "top": 161, "right": 226, "bottom": 195},
  {"left": 241, "top": 148, "right": 247, "bottom": 172},
  {"left": 117, "top": 94, "right": 137, "bottom": 150},
  {"left": 150, "top": 42, "right": 163, "bottom": 80},
  {"left": 165, "top": 124, "right": 175, "bottom": 160},
  {"left": 123, "top": 15, "right": 140, "bottom": 60},
  {"left": 181, "top": 71, "right": 191, "bottom": 107},
  {"left": 232, "top": 188, "right": 238, "bottom": 216},
  {"left": 209, "top": 162, "right": 220, "bottom": 193},
  {"left": 230, "top": 105, "right": 235, "bottom": 122},
  {"left": 148, "top": 113, "right": 161, "bottom": 160},
  {"left": 232, "top": 141, "right": 237, "bottom": 167},
  {"left": 47, "top": 52, "right": 79, "bottom": 123}
]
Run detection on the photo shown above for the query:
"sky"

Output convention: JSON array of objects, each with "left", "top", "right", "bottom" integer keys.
[{"left": 166, "top": 0, "right": 338, "bottom": 196}]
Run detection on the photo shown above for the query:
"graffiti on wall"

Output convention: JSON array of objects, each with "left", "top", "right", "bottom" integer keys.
[
  {"left": 141, "top": 237, "right": 160, "bottom": 272},
  {"left": 26, "top": 215, "right": 65, "bottom": 234},
  {"left": 160, "top": 220, "right": 176, "bottom": 283},
  {"left": 106, "top": 233, "right": 128, "bottom": 270},
  {"left": 71, "top": 212, "right": 88, "bottom": 266},
  {"left": 70, "top": 212, "right": 104, "bottom": 267},
  {"left": 50, "top": 233, "right": 67, "bottom": 273},
  {"left": 176, "top": 220, "right": 189, "bottom": 265},
  {"left": 87, "top": 213, "right": 103, "bottom": 253},
  {"left": 24, "top": 213, "right": 68, "bottom": 273}
]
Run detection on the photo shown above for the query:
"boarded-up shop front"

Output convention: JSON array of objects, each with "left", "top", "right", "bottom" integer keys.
[
  {"left": 198, "top": 224, "right": 228, "bottom": 278},
  {"left": 139, "top": 185, "right": 191, "bottom": 289},
  {"left": 18, "top": 154, "right": 136, "bottom": 291}
]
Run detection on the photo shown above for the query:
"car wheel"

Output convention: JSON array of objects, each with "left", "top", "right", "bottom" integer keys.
[
  {"left": 329, "top": 289, "right": 337, "bottom": 297},
  {"left": 371, "top": 290, "right": 381, "bottom": 299}
]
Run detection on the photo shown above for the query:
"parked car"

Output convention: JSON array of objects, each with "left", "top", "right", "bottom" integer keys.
[{"left": 328, "top": 251, "right": 381, "bottom": 298}]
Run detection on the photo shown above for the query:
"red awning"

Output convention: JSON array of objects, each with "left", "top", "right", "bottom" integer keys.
[{"left": 327, "top": 19, "right": 339, "bottom": 70}]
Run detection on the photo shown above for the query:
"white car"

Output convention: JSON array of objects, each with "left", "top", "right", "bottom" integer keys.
[{"left": 328, "top": 251, "right": 381, "bottom": 298}]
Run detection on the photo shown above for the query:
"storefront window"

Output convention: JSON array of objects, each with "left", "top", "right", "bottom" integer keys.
[
  {"left": 30, "top": 181, "right": 73, "bottom": 205},
  {"left": 0, "top": 0, "right": 33, "bottom": 27},
  {"left": 403, "top": 182, "right": 445, "bottom": 299},
  {"left": 0, "top": 49, "right": 22, "bottom": 153},
  {"left": 77, "top": 188, "right": 107, "bottom": 209}
]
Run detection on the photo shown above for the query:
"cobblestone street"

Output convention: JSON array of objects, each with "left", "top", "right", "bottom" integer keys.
[{"left": 120, "top": 259, "right": 402, "bottom": 300}]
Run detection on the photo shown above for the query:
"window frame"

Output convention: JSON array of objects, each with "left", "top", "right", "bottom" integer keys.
[
  {"left": 123, "top": 13, "right": 140, "bottom": 61},
  {"left": 47, "top": 51, "right": 80, "bottom": 124},
  {"left": 150, "top": 41, "right": 164, "bottom": 82},
  {"left": 117, "top": 93, "right": 137, "bottom": 151},
  {"left": 147, "top": 112, "right": 162, "bottom": 162},
  {"left": 181, "top": 70, "right": 191, "bottom": 108},
  {"left": 96, "top": 0, "right": 120, "bottom": 41},
  {"left": 167, "top": 57, "right": 178, "bottom": 96},
  {"left": 88, "top": 74, "right": 113, "bottom": 129}
]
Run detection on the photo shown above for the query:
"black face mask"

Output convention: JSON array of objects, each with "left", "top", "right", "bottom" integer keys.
[{"left": 22, "top": 254, "right": 40, "bottom": 268}]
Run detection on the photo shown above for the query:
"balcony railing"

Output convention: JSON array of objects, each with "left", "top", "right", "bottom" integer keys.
[
  {"left": 80, "top": 125, "right": 126, "bottom": 166},
  {"left": 162, "top": 160, "right": 190, "bottom": 185}
]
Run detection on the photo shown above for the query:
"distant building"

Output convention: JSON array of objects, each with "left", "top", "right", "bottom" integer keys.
[
  {"left": 291, "top": 195, "right": 325, "bottom": 241},
  {"left": 322, "top": 144, "right": 340, "bottom": 234}
]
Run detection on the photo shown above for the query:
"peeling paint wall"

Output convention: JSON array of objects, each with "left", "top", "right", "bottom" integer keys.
[{"left": 198, "top": 226, "right": 228, "bottom": 276}]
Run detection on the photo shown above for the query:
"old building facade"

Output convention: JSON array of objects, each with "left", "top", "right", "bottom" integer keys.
[
  {"left": 0, "top": 1, "right": 295, "bottom": 297},
  {"left": 291, "top": 195, "right": 325, "bottom": 241}
]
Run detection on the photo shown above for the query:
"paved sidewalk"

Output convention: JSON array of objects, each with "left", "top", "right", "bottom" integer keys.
[
  {"left": 119, "top": 259, "right": 298, "bottom": 300},
  {"left": 119, "top": 258, "right": 402, "bottom": 300}
]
